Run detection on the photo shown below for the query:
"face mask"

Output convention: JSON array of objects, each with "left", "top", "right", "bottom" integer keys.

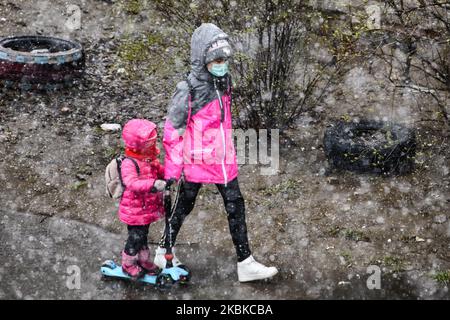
[{"left": 209, "top": 61, "right": 229, "bottom": 77}]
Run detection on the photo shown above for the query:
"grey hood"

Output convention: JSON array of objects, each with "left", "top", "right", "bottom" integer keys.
[
  {"left": 190, "top": 23, "right": 231, "bottom": 81},
  {"left": 166, "top": 24, "right": 233, "bottom": 132}
]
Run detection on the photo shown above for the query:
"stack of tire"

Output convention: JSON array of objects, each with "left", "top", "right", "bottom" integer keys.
[
  {"left": 0, "top": 36, "right": 84, "bottom": 90},
  {"left": 323, "top": 119, "right": 417, "bottom": 175}
]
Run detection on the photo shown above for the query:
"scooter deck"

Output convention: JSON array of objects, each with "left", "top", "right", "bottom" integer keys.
[
  {"left": 101, "top": 260, "right": 158, "bottom": 284},
  {"left": 100, "top": 260, "right": 189, "bottom": 285}
]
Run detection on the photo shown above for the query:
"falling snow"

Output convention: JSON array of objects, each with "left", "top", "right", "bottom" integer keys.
[{"left": 0, "top": 0, "right": 449, "bottom": 300}]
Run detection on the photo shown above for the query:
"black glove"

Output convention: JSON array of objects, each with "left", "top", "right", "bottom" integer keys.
[{"left": 166, "top": 178, "right": 177, "bottom": 188}]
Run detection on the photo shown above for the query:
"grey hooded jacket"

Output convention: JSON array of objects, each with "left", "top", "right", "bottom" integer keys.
[{"left": 166, "top": 23, "right": 233, "bottom": 134}]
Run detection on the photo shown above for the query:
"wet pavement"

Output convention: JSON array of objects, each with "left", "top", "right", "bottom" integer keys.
[
  {"left": 1, "top": 210, "right": 448, "bottom": 300},
  {"left": 0, "top": 210, "right": 301, "bottom": 300}
]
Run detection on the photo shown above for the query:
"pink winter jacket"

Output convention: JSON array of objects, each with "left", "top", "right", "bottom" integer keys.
[
  {"left": 118, "top": 119, "right": 165, "bottom": 226},
  {"left": 163, "top": 23, "right": 238, "bottom": 185},
  {"left": 118, "top": 157, "right": 165, "bottom": 225}
]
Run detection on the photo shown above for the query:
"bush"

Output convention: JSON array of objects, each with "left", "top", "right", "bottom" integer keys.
[{"left": 152, "top": 0, "right": 347, "bottom": 131}]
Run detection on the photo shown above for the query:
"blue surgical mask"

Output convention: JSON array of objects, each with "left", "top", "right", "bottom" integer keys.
[{"left": 209, "top": 61, "right": 229, "bottom": 77}]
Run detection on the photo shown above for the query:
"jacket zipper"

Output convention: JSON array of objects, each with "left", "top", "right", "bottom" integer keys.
[{"left": 214, "top": 81, "right": 228, "bottom": 186}]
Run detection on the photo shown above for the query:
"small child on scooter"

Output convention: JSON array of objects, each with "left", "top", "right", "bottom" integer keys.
[{"left": 118, "top": 119, "right": 167, "bottom": 279}]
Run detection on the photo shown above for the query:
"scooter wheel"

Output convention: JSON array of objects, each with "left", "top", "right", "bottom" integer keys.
[
  {"left": 179, "top": 275, "right": 189, "bottom": 284},
  {"left": 178, "top": 265, "right": 191, "bottom": 283},
  {"left": 156, "top": 274, "right": 166, "bottom": 288},
  {"left": 156, "top": 273, "right": 172, "bottom": 288}
]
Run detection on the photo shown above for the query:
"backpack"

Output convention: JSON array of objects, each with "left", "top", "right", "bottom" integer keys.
[{"left": 105, "top": 155, "right": 140, "bottom": 199}]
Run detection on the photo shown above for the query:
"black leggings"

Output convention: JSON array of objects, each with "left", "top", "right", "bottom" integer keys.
[
  {"left": 125, "top": 224, "right": 149, "bottom": 256},
  {"left": 160, "top": 177, "right": 251, "bottom": 262}
]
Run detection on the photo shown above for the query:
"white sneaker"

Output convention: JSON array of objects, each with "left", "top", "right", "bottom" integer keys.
[
  {"left": 153, "top": 247, "right": 182, "bottom": 269},
  {"left": 237, "top": 255, "right": 278, "bottom": 282}
]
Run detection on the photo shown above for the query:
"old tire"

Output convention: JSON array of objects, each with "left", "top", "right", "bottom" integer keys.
[
  {"left": 323, "top": 120, "right": 416, "bottom": 175},
  {"left": 0, "top": 36, "right": 84, "bottom": 90}
]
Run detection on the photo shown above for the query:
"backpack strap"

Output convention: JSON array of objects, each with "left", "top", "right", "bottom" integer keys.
[
  {"left": 116, "top": 156, "right": 125, "bottom": 188},
  {"left": 185, "top": 75, "right": 193, "bottom": 126},
  {"left": 227, "top": 74, "right": 233, "bottom": 115},
  {"left": 126, "top": 157, "right": 140, "bottom": 175},
  {"left": 117, "top": 156, "right": 140, "bottom": 188},
  {"left": 185, "top": 72, "right": 194, "bottom": 95}
]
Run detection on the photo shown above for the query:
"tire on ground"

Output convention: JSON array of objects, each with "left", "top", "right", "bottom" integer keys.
[
  {"left": 323, "top": 119, "right": 416, "bottom": 175},
  {"left": 0, "top": 36, "right": 84, "bottom": 90}
]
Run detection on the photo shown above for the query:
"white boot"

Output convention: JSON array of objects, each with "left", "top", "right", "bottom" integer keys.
[
  {"left": 153, "top": 246, "right": 182, "bottom": 269},
  {"left": 237, "top": 255, "right": 278, "bottom": 282}
]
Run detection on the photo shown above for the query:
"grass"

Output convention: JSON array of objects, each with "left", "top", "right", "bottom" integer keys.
[
  {"left": 123, "top": 0, "right": 143, "bottom": 15},
  {"left": 339, "top": 251, "right": 353, "bottom": 267},
  {"left": 116, "top": 32, "right": 176, "bottom": 80},
  {"left": 432, "top": 271, "right": 450, "bottom": 285},
  {"left": 340, "top": 114, "right": 352, "bottom": 122},
  {"left": 104, "top": 146, "right": 122, "bottom": 160},
  {"left": 118, "top": 33, "right": 166, "bottom": 64},
  {"left": 399, "top": 235, "right": 417, "bottom": 243},
  {"left": 257, "top": 178, "right": 302, "bottom": 208},
  {"left": 263, "top": 178, "right": 301, "bottom": 196},
  {"left": 369, "top": 255, "right": 406, "bottom": 273},
  {"left": 71, "top": 181, "right": 88, "bottom": 191},
  {"left": 76, "top": 165, "right": 92, "bottom": 176},
  {"left": 344, "top": 229, "right": 371, "bottom": 242},
  {"left": 341, "top": 251, "right": 352, "bottom": 262},
  {"left": 326, "top": 226, "right": 341, "bottom": 238},
  {"left": 323, "top": 226, "right": 371, "bottom": 242},
  {"left": 93, "top": 126, "right": 107, "bottom": 135},
  {"left": 119, "top": 38, "right": 152, "bottom": 64}
]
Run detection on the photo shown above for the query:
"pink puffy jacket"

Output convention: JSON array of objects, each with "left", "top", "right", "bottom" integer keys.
[
  {"left": 163, "top": 23, "right": 238, "bottom": 186},
  {"left": 163, "top": 89, "right": 238, "bottom": 185},
  {"left": 118, "top": 119, "right": 165, "bottom": 226}
]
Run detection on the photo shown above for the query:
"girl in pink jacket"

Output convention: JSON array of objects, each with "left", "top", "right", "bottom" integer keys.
[
  {"left": 119, "top": 119, "right": 166, "bottom": 279},
  {"left": 155, "top": 23, "right": 278, "bottom": 282}
]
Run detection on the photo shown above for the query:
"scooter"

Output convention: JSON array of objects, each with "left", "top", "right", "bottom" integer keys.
[{"left": 100, "top": 179, "right": 190, "bottom": 287}]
